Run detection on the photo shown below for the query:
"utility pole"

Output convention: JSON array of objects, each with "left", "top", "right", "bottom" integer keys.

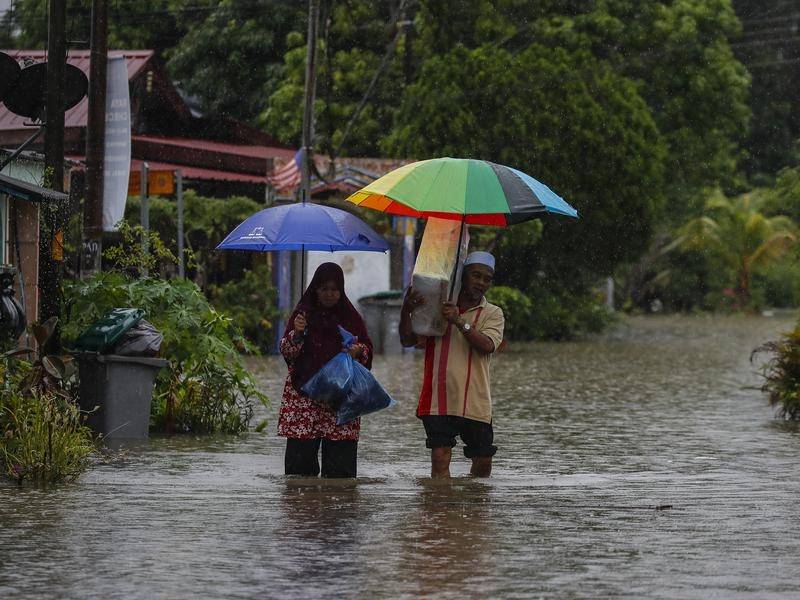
[
  {"left": 40, "top": 0, "right": 66, "bottom": 339},
  {"left": 44, "top": 0, "right": 65, "bottom": 191},
  {"left": 83, "top": 0, "right": 107, "bottom": 276},
  {"left": 300, "top": 0, "right": 320, "bottom": 207},
  {"left": 291, "top": 0, "right": 320, "bottom": 305}
]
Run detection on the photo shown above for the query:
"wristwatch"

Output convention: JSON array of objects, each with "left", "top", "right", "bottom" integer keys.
[{"left": 459, "top": 321, "right": 472, "bottom": 333}]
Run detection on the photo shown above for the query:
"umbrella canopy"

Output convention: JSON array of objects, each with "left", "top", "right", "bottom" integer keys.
[
  {"left": 216, "top": 202, "right": 389, "bottom": 253},
  {"left": 346, "top": 157, "right": 578, "bottom": 226}
]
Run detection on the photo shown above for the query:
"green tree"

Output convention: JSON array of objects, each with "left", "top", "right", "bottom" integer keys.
[
  {"left": 414, "top": 0, "right": 515, "bottom": 53},
  {"left": 263, "top": 0, "right": 404, "bottom": 156},
  {"left": 414, "top": 1, "right": 750, "bottom": 205},
  {"left": 384, "top": 43, "right": 667, "bottom": 285},
  {"left": 762, "top": 164, "right": 800, "bottom": 220},
  {"left": 168, "top": 0, "right": 305, "bottom": 122},
  {"left": 672, "top": 190, "right": 798, "bottom": 307},
  {"left": 531, "top": 0, "right": 751, "bottom": 208},
  {"left": 8, "top": 0, "right": 212, "bottom": 53},
  {"left": 732, "top": 0, "right": 800, "bottom": 180}
]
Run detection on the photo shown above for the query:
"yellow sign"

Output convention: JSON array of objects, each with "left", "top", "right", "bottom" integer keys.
[
  {"left": 52, "top": 230, "right": 64, "bottom": 262},
  {"left": 128, "top": 169, "right": 175, "bottom": 196}
]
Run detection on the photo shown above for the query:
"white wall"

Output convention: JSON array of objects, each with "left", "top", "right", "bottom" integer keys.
[{"left": 306, "top": 250, "right": 390, "bottom": 311}]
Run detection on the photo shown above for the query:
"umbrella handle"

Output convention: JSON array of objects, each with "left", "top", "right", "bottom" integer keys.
[
  {"left": 300, "top": 244, "right": 306, "bottom": 298},
  {"left": 448, "top": 216, "right": 466, "bottom": 301}
]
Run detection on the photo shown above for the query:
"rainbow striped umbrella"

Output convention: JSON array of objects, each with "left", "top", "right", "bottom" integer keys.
[{"left": 346, "top": 157, "right": 578, "bottom": 226}]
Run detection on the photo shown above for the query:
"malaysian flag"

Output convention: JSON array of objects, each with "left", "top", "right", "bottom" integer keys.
[{"left": 268, "top": 149, "right": 302, "bottom": 192}]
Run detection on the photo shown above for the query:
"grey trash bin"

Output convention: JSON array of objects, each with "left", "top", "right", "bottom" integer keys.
[
  {"left": 75, "top": 353, "right": 169, "bottom": 439},
  {"left": 358, "top": 290, "right": 404, "bottom": 355}
]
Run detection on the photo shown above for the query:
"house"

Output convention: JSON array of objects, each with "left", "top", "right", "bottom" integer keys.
[
  {"left": 0, "top": 49, "right": 296, "bottom": 199},
  {"left": 0, "top": 152, "right": 69, "bottom": 331},
  {"left": 0, "top": 49, "right": 298, "bottom": 332},
  {"left": 0, "top": 49, "right": 413, "bottom": 201},
  {"left": 0, "top": 50, "right": 416, "bottom": 342}
]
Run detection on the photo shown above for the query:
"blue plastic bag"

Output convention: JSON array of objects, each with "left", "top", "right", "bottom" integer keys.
[
  {"left": 300, "top": 327, "right": 357, "bottom": 406},
  {"left": 336, "top": 361, "right": 397, "bottom": 425}
]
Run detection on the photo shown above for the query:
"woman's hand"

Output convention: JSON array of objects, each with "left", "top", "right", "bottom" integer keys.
[
  {"left": 402, "top": 287, "right": 426, "bottom": 314},
  {"left": 293, "top": 312, "right": 307, "bottom": 335}
]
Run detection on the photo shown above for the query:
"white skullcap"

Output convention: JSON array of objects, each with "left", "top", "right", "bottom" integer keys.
[{"left": 464, "top": 251, "right": 495, "bottom": 270}]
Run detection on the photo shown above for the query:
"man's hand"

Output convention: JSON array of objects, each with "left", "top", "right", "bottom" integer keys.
[
  {"left": 293, "top": 312, "right": 307, "bottom": 334},
  {"left": 442, "top": 301, "right": 463, "bottom": 326}
]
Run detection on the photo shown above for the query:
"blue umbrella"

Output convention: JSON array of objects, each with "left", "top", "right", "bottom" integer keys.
[
  {"left": 217, "top": 202, "right": 389, "bottom": 296},
  {"left": 217, "top": 202, "right": 389, "bottom": 253}
]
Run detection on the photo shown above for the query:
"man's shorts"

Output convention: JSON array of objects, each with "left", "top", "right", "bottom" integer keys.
[{"left": 421, "top": 415, "right": 497, "bottom": 458}]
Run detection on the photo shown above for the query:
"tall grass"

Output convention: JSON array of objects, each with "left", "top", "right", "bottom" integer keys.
[{"left": 1, "top": 360, "right": 94, "bottom": 485}]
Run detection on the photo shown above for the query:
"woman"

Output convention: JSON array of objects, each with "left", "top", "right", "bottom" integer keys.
[{"left": 278, "top": 262, "right": 373, "bottom": 478}]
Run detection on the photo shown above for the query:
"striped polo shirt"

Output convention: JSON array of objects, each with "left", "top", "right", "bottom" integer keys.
[{"left": 416, "top": 297, "right": 505, "bottom": 424}]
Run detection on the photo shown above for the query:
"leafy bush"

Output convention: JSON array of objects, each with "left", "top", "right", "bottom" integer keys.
[
  {"left": 526, "top": 283, "right": 616, "bottom": 340},
  {"left": 0, "top": 386, "right": 94, "bottom": 485},
  {"left": 1, "top": 325, "right": 94, "bottom": 485},
  {"left": 754, "top": 258, "right": 800, "bottom": 309},
  {"left": 208, "top": 264, "right": 280, "bottom": 353},
  {"left": 650, "top": 248, "right": 728, "bottom": 313},
  {"left": 487, "top": 283, "right": 615, "bottom": 341},
  {"left": 752, "top": 323, "right": 800, "bottom": 419},
  {"left": 485, "top": 286, "right": 533, "bottom": 341},
  {"left": 62, "top": 272, "right": 267, "bottom": 435}
]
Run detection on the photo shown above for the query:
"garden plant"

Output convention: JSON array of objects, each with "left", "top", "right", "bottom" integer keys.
[
  {"left": 1, "top": 318, "right": 94, "bottom": 485},
  {"left": 62, "top": 222, "right": 268, "bottom": 435},
  {"left": 753, "top": 320, "right": 800, "bottom": 420}
]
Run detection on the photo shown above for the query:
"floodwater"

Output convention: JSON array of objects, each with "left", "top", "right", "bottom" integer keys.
[{"left": 2, "top": 314, "right": 799, "bottom": 599}]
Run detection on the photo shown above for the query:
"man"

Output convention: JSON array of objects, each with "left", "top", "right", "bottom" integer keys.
[{"left": 399, "top": 251, "right": 505, "bottom": 478}]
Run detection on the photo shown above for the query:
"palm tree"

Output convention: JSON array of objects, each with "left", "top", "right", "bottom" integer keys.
[{"left": 671, "top": 190, "right": 798, "bottom": 308}]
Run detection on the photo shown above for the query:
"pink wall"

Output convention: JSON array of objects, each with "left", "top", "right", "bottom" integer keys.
[{"left": 9, "top": 199, "right": 39, "bottom": 324}]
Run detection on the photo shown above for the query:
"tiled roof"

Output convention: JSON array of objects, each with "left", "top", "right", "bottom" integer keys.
[
  {"left": 133, "top": 135, "right": 295, "bottom": 160},
  {"left": 0, "top": 50, "right": 154, "bottom": 131},
  {"left": 130, "top": 158, "right": 268, "bottom": 184},
  {"left": 68, "top": 155, "right": 270, "bottom": 185}
]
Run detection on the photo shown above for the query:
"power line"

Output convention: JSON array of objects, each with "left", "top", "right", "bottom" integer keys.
[
  {"left": 735, "top": 26, "right": 800, "bottom": 41},
  {"left": 746, "top": 57, "right": 800, "bottom": 69},
  {"left": 731, "top": 37, "right": 800, "bottom": 49},
  {"left": 737, "top": 11, "right": 800, "bottom": 28}
]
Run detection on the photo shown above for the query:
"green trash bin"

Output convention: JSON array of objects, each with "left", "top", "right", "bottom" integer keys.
[
  {"left": 72, "top": 308, "right": 145, "bottom": 353},
  {"left": 72, "top": 308, "right": 168, "bottom": 439}
]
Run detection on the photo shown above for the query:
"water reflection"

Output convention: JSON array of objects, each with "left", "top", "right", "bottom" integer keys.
[
  {"left": 274, "top": 480, "right": 365, "bottom": 595},
  {"left": 397, "top": 479, "right": 495, "bottom": 596}
]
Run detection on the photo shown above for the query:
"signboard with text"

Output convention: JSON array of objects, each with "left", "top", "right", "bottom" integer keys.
[
  {"left": 102, "top": 56, "right": 132, "bottom": 231},
  {"left": 127, "top": 169, "right": 175, "bottom": 196}
]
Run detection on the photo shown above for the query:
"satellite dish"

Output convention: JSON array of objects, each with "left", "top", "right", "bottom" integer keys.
[
  {"left": 0, "top": 52, "right": 21, "bottom": 101},
  {"left": 2, "top": 62, "right": 89, "bottom": 120}
]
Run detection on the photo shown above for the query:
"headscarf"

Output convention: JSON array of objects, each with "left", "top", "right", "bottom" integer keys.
[{"left": 283, "top": 262, "right": 373, "bottom": 391}]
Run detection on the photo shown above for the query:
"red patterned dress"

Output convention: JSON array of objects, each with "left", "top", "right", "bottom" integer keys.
[{"left": 277, "top": 332, "right": 371, "bottom": 441}]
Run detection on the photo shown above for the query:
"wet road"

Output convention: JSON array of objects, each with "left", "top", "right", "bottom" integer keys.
[{"left": 1, "top": 315, "right": 799, "bottom": 598}]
